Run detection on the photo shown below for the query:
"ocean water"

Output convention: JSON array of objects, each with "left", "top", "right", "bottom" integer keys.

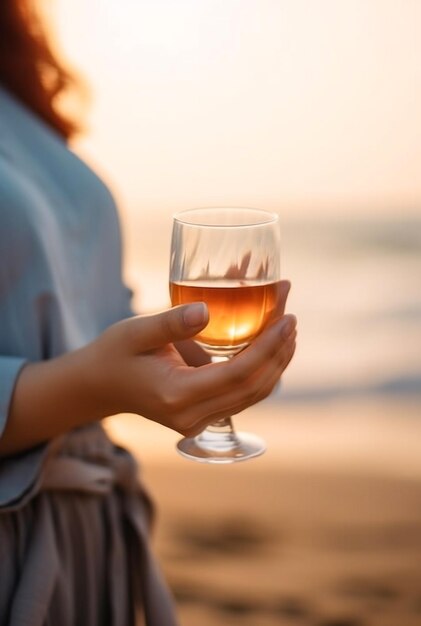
[
  {"left": 122, "top": 213, "right": 421, "bottom": 408},
  {"left": 279, "top": 217, "right": 421, "bottom": 405}
]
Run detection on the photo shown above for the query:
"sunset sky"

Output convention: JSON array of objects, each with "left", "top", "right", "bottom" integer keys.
[{"left": 50, "top": 0, "right": 420, "bottom": 219}]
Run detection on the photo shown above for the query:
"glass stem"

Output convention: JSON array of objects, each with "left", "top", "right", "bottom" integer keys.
[
  {"left": 210, "top": 354, "right": 233, "bottom": 435},
  {"left": 195, "top": 354, "right": 237, "bottom": 443},
  {"left": 176, "top": 347, "right": 266, "bottom": 461},
  {"left": 207, "top": 416, "right": 234, "bottom": 433}
]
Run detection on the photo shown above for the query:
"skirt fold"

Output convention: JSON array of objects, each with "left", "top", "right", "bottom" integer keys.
[{"left": 0, "top": 425, "right": 179, "bottom": 626}]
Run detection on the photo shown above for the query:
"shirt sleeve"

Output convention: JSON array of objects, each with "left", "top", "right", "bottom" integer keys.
[
  {"left": 0, "top": 355, "right": 27, "bottom": 440},
  {"left": 0, "top": 356, "right": 51, "bottom": 511}
]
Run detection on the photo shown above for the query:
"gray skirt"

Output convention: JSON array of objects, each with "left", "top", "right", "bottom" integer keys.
[{"left": 0, "top": 425, "right": 179, "bottom": 626}]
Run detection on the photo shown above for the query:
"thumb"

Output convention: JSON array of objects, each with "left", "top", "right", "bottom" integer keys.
[{"left": 129, "top": 303, "right": 209, "bottom": 352}]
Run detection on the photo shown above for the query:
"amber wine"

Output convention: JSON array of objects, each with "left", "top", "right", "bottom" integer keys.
[{"left": 170, "top": 280, "right": 281, "bottom": 353}]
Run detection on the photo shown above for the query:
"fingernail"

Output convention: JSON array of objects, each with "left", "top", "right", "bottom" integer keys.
[
  {"left": 183, "top": 302, "right": 208, "bottom": 327},
  {"left": 279, "top": 315, "right": 296, "bottom": 337}
]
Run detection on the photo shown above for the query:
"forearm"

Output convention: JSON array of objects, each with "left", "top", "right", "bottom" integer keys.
[
  {"left": 0, "top": 331, "right": 208, "bottom": 458},
  {"left": 0, "top": 297, "right": 296, "bottom": 458},
  {"left": 0, "top": 346, "right": 105, "bottom": 457}
]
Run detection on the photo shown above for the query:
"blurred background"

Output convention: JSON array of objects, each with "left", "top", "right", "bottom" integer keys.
[{"left": 50, "top": 1, "right": 421, "bottom": 624}]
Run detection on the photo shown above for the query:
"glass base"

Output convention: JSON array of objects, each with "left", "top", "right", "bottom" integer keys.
[{"left": 176, "top": 430, "right": 266, "bottom": 464}]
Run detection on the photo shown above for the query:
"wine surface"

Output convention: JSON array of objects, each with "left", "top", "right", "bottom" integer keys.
[{"left": 170, "top": 280, "right": 281, "bottom": 353}]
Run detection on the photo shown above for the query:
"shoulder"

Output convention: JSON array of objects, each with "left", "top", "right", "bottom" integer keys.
[
  {"left": 0, "top": 85, "right": 116, "bottom": 210},
  {"left": 0, "top": 153, "right": 54, "bottom": 279},
  {"left": 0, "top": 107, "right": 119, "bottom": 240},
  {"left": 0, "top": 151, "right": 42, "bottom": 220}
]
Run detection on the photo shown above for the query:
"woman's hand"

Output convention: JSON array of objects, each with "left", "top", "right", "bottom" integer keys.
[
  {"left": 88, "top": 280, "right": 296, "bottom": 437},
  {"left": 1, "top": 281, "right": 295, "bottom": 456}
]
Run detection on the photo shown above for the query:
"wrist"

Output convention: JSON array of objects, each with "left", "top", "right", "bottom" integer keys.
[{"left": 78, "top": 338, "right": 124, "bottom": 419}]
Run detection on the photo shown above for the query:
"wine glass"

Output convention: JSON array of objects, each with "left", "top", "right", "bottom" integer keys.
[{"left": 169, "top": 207, "right": 281, "bottom": 463}]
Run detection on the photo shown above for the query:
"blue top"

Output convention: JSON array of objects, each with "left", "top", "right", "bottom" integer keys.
[{"left": 0, "top": 85, "right": 133, "bottom": 506}]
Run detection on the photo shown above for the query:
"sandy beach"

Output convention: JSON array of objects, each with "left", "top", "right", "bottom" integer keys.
[{"left": 106, "top": 399, "right": 421, "bottom": 626}]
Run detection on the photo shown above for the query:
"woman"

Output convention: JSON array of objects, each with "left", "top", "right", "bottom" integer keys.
[{"left": 0, "top": 1, "right": 297, "bottom": 625}]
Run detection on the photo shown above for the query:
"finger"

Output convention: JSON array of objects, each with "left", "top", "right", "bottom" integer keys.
[
  {"left": 273, "top": 279, "right": 291, "bottom": 319},
  {"left": 175, "top": 338, "right": 211, "bottom": 367},
  {"left": 126, "top": 303, "right": 209, "bottom": 352},
  {"left": 177, "top": 314, "right": 297, "bottom": 401},
  {"left": 177, "top": 338, "right": 296, "bottom": 436},
  {"left": 185, "top": 373, "right": 280, "bottom": 433},
  {"left": 173, "top": 320, "right": 295, "bottom": 418},
  {"left": 214, "top": 337, "right": 295, "bottom": 415}
]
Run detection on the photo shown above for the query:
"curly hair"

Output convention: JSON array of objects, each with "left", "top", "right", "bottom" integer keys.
[{"left": 0, "top": 0, "right": 80, "bottom": 139}]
